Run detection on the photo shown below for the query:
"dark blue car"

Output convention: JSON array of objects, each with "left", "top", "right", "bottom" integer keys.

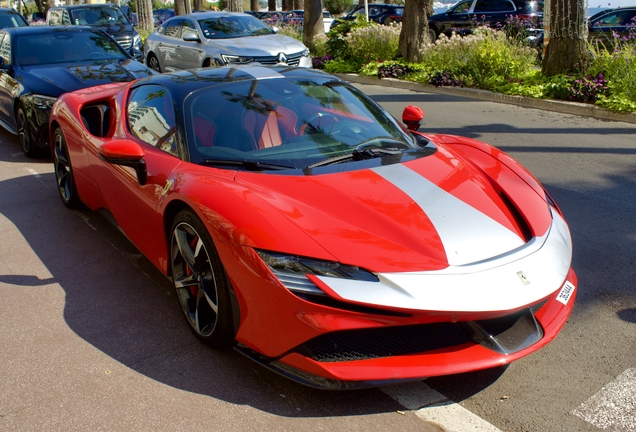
[{"left": 0, "top": 26, "right": 153, "bottom": 157}]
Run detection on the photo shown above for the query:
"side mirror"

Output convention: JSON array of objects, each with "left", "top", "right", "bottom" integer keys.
[
  {"left": 98, "top": 140, "right": 147, "bottom": 185},
  {"left": 182, "top": 31, "right": 201, "bottom": 42},
  {"left": 402, "top": 105, "right": 425, "bottom": 131}
]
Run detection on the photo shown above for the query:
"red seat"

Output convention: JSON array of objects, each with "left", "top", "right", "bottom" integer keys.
[
  {"left": 193, "top": 117, "right": 216, "bottom": 147},
  {"left": 242, "top": 106, "right": 298, "bottom": 149}
]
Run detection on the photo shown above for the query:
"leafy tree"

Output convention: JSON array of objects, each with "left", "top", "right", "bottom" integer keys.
[
  {"left": 399, "top": 0, "right": 433, "bottom": 62},
  {"left": 324, "top": 0, "right": 354, "bottom": 15},
  {"left": 250, "top": 0, "right": 259, "bottom": 11},
  {"left": 542, "top": 0, "right": 588, "bottom": 75},
  {"left": 137, "top": 0, "right": 154, "bottom": 32},
  {"left": 226, "top": 0, "right": 244, "bottom": 11}
]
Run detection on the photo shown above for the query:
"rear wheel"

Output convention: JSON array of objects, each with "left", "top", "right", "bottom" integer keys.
[
  {"left": 52, "top": 127, "right": 82, "bottom": 209},
  {"left": 170, "top": 209, "right": 235, "bottom": 348},
  {"left": 17, "top": 105, "right": 40, "bottom": 158},
  {"left": 428, "top": 28, "right": 437, "bottom": 43},
  {"left": 147, "top": 53, "right": 161, "bottom": 72}
]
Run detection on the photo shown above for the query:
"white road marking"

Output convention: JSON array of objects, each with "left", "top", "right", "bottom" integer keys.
[
  {"left": 10, "top": 152, "right": 23, "bottom": 157},
  {"left": 382, "top": 381, "right": 502, "bottom": 431},
  {"left": 26, "top": 168, "right": 41, "bottom": 178},
  {"left": 572, "top": 368, "right": 636, "bottom": 431}
]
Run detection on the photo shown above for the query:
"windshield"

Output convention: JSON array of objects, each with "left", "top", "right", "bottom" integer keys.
[
  {"left": 0, "top": 13, "right": 28, "bottom": 28},
  {"left": 70, "top": 6, "right": 130, "bottom": 25},
  {"left": 186, "top": 75, "right": 420, "bottom": 172},
  {"left": 198, "top": 15, "right": 275, "bottom": 39},
  {"left": 16, "top": 30, "right": 128, "bottom": 66}
]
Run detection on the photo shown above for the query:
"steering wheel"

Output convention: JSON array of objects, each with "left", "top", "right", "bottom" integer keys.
[{"left": 302, "top": 112, "right": 339, "bottom": 135}]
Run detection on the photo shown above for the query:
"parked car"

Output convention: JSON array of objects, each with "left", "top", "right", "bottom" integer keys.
[
  {"left": 0, "top": 26, "right": 153, "bottom": 157},
  {"left": 46, "top": 3, "right": 143, "bottom": 61},
  {"left": 588, "top": 7, "right": 636, "bottom": 45},
  {"left": 144, "top": 12, "right": 311, "bottom": 72},
  {"left": 330, "top": 3, "right": 404, "bottom": 29},
  {"left": 28, "top": 12, "right": 46, "bottom": 24},
  {"left": 153, "top": 8, "right": 174, "bottom": 26},
  {"left": 49, "top": 65, "right": 576, "bottom": 389},
  {"left": 0, "top": 7, "right": 29, "bottom": 28},
  {"left": 428, "top": 0, "right": 543, "bottom": 41}
]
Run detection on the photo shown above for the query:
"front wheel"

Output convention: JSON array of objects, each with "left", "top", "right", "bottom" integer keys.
[
  {"left": 52, "top": 127, "right": 82, "bottom": 209},
  {"left": 170, "top": 209, "right": 235, "bottom": 348},
  {"left": 427, "top": 28, "right": 437, "bottom": 43},
  {"left": 147, "top": 53, "right": 161, "bottom": 72},
  {"left": 17, "top": 105, "right": 40, "bottom": 158}
]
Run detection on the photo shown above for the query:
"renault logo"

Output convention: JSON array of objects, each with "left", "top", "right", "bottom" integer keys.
[
  {"left": 277, "top": 52, "right": 287, "bottom": 64},
  {"left": 517, "top": 271, "right": 530, "bottom": 285}
]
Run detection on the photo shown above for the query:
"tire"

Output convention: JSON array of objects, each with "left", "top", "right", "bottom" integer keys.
[
  {"left": 52, "top": 127, "right": 82, "bottom": 209},
  {"left": 170, "top": 209, "right": 235, "bottom": 348},
  {"left": 428, "top": 28, "right": 437, "bottom": 43},
  {"left": 384, "top": 17, "right": 394, "bottom": 25},
  {"left": 147, "top": 53, "right": 161, "bottom": 73},
  {"left": 17, "top": 105, "right": 40, "bottom": 158}
]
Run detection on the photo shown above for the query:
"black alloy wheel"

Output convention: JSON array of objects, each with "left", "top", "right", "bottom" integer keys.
[
  {"left": 170, "top": 209, "right": 235, "bottom": 348},
  {"left": 17, "top": 105, "right": 39, "bottom": 158},
  {"left": 52, "top": 127, "right": 82, "bottom": 209},
  {"left": 147, "top": 53, "right": 161, "bottom": 73}
]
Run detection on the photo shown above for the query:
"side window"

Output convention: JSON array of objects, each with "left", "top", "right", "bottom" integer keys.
[
  {"left": 163, "top": 19, "right": 183, "bottom": 38},
  {"left": 452, "top": 0, "right": 474, "bottom": 13},
  {"left": 0, "top": 34, "right": 11, "bottom": 66},
  {"left": 474, "top": 0, "right": 515, "bottom": 12},
  {"left": 127, "top": 85, "right": 178, "bottom": 157},
  {"left": 62, "top": 10, "right": 71, "bottom": 25},
  {"left": 48, "top": 9, "right": 62, "bottom": 25},
  {"left": 181, "top": 19, "right": 198, "bottom": 38},
  {"left": 595, "top": 11, "right": 632, "bottom": 26}
]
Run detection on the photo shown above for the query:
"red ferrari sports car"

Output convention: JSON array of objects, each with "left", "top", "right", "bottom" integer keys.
[{"left": 49, "top": 66, "right": 577, "bottom": 389}]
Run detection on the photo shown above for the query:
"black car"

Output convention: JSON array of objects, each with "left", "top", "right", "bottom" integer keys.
[
  {"left": 0, "top": 7, "right": 29, "bottom": 28},
  {"left": 0, "top": 26, "right": 153, "bottom": 157},
  {"left": 428, "top": 0, "right": 543, "bottom": 40},
  {"left": 588, "top": 7, "right": 636, "bottom": 44},
  {"left": 330, "top": 3, "right": 404, "bottom": 29},
  {"left": 46, "top": 3, "right": 143, "bottom": 61}
]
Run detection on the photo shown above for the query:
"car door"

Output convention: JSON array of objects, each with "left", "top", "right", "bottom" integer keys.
[
  {"left": 0, "top": 32, "right": 20, "bottom": 131},
  {"left": 157, "top": 18, "right": 183, "bottom": 72},
  {"left": 472, "top": 0, "right": 517, "bottom": 29},
  {"left": 92, "top": 84, "right": 183, "bottom": 262},
  {"left": 176, "top": 19, "right": 204, "bottom": 70},
  {"left": 440, "top": 0, "right": 474, "bottom": 36}
]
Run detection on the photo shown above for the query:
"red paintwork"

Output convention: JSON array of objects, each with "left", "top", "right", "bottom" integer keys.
[{"left": 49, "top": 83, "right": 576, "bottom": 384}]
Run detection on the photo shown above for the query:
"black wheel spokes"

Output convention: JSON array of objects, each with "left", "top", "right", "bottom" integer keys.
[
  {"left": 172, "top": 223, "right": 219, "bottom": 337},
  {"left": 54, "top": 136, "right": 71, "bottom": 201}
]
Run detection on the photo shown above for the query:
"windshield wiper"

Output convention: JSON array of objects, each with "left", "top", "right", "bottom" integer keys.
[
  {"left": 306, "top": 147, "right": 404, "bottom": 169},
  {"left": 201, "top": 159, "right": 295, "bottom": 171}
]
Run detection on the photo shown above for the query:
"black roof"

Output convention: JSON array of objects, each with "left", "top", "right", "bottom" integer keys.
[
  {"left": 2, "top": 25, "right": 106, "bottom": 36},
  {"left": 50, "top": 3, "right": 121, "bottom": 9}
]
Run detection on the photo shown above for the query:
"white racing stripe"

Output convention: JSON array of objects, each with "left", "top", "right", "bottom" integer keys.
[
  {"left": 243, "top": 66, "right": 284, "bottom": 80},
  {"left": 382, "top": 381, "right": 502, "bottom": 431},
  {"left": 371, "top": 164, "right": 524, "bottom": 266},
  {"left": 572, "top": 368, "right": 636, "bottom": 431}
]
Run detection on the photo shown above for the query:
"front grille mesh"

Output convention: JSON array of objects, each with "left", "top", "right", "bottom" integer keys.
[
  {"left": 254, "top": 51, "right": 303, "bottom": 66},
  {"left": 296, "top": 323, "right": 473, "bottom": 362},
  {"left": 115, "top": 35, "right": 132, "bottom": 50}
]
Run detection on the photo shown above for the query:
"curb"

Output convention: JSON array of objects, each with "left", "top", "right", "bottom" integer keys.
[{"left": 335, "top": 73, "right": 636, "bottom": 125}]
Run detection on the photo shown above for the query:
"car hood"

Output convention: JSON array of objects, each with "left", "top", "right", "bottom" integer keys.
[
  {"left": 234, "top": 146, "right": 549, "bottom": 272},
  {"left": 93, "top": 23, "right": 135, "bottom": 37},
  {"left": 206, "top": 34, "right": 306, "bottom": 55},
  {"left": 18, "top": 60, "right": 153, "bottom": 97}
]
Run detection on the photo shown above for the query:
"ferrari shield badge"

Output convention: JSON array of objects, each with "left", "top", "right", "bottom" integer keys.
[{"left": 517, "top": 271, "right": 530, "bottom": 285}]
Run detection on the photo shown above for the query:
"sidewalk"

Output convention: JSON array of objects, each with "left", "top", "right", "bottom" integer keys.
[{"left": 336, "top": 73, "right": 636, "bottom": 125}]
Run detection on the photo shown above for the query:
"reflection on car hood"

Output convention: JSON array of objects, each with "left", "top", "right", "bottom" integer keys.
[
  {"left": 206, "top": 34, "right": 306, "bottom": 55},
  {"left": 236, "top": 149, "right": 545, "bottom": 272},
  {"left": 19, "top": 60, "right": 153, "bottom": 96}
]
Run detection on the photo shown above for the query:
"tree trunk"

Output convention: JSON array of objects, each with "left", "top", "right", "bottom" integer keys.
[
  {"left": 282, "top": 0, "right": 292, "bottom": 11},
  {"left": 303, "top": 0, "right": 324, "bottom": 49},
  {"left": 175, "top": 0, "right": 187, "bottom": 16},
  {"left": 399, "top": 0, "right": 433, "bottom": 62},
  {"left": 250, "top": 0, "right": 259, "bottom": 11},
  {"left": 137, "top": 0, "right": 154, "bottom": 33},
  {"left": 268, "top": 0, "right": 276, "bottom": 11},
  {"left": 226, "top": 0, "right": 243, "bottom": 12},
  {"left": 293, "top": 0, "right": 303, "bottom": 10},
  {"left": 541, "top": 0, "right": 587, "bottom": 76},
  {"left": 195, "top": 0, "right": 203, "bottom": 11}
]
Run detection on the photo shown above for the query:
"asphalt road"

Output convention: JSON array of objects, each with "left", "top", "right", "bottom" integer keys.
[{"left": 0, "top": 82, "right": 634, "bottom": 431}]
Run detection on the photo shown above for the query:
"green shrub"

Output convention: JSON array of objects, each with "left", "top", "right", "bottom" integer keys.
[
  {"left": 324, "top": 0, "right": 355, "bottom": 15},
  {"left": 326, "top": 15, "right": 374, "bottom": 60},
  {"left": 324, "top": 59, "right": 362, "bottom": 73},
  {"left": 344, "top": 23, "right": 401, "bottom": 63}
]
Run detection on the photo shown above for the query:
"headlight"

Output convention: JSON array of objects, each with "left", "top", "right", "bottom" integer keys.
[
  {"left": 256, "top": 250, "right": 378, "bottom": 296},
  {"left": 221, "top": 54, "right": 255, "bottom": 64},
  {"left": 132, "top": 34, "right": 142, "bottom": 49},
  {"left": 25, "top": 94, "right": 57, "bottom": 110},
  {"left": 301, "top": 48, "right": 310, "bottom": 57}
]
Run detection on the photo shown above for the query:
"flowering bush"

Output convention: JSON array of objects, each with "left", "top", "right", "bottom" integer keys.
[
  {"left": 344, "top": 22, "right": 401, "bottom": 63},
  {"left": 567, "top": 74, "right": 608, "bottom": 102}
]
